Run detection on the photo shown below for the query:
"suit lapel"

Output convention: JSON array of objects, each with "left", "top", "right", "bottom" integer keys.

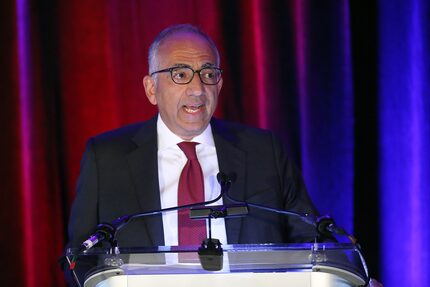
[
  {"left": 124, "top": 117, "right": 247, "bottom": 246},
  {"left": 126, "top": 117, "right": 165, "bottom": 246},
  {"left": 212, "top": 119, "right": 246, "bottom": 244}
]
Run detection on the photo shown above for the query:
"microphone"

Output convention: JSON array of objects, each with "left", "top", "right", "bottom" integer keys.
[
  {"left": 80, "top": 215, "right": 130, "bottom": 251},
  {"left": 190, "top": 172, "right": 248, "bottom": 220},
  {"left": 217, "top": 172, "right": 318, "bottom": 226},
  {"left": 81, "top": 223, "right": 114, "bottom": 251},
  {"left": 192, "top": 172, "right": 247, "bottom": 271},
  {"left": 217, "top": 171, "right": 232, "bottom": 188},
  {"left": 80, "top": 172, "right": 232, "bottom": 252},
  {"left": 216, "top": 172, "right": 353, "bottom": 241},
  {"left": 316, "top": 215, "right": 347, "bottom": 237}
]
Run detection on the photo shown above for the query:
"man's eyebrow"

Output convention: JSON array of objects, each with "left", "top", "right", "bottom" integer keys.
[
  {"left": 201, "top": 62, "right": 216, "bottom": 68},
  {"left": 171, "top": 63, "right": 191, "bottom": 68},
  {"left": 170, "top": 62, "right": 217, "bottom": 69}
]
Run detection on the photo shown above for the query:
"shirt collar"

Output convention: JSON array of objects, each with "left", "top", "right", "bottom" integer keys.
[{"left": 157, "top": 114, "right": 215, "bottom": 150}]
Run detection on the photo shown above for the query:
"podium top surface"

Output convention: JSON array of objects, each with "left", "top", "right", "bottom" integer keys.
[{"left": 64, "top": 243, "right": 368, "bottom": 287}]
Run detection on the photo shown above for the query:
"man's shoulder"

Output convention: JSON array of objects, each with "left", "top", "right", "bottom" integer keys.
[
  {"left": 211, "top": 118, "right": 273, "bottom": 141},
  {"left": 89, "top": 117, "right": 157, "bottom": 149}
]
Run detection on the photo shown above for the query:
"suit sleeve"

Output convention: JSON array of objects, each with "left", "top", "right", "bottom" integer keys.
[
  {"left": 270, "top": 132, "right": 321, "bottom": 242},
  {"left": 66, "top": 138, "right": 100, "bottom": 248}
]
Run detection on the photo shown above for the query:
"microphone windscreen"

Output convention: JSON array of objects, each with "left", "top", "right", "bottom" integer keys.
[{"left": 216, "top": 172, "right": 228, "bottom": 184}]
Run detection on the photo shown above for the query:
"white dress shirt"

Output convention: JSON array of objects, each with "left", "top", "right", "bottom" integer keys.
[{"left": 156, "top": 115, "right": 228, "bottom": 247}]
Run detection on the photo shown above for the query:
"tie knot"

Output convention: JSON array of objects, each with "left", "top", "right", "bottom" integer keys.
[{"left": 178, "top": 141, "right": 199, "bottom": 160}]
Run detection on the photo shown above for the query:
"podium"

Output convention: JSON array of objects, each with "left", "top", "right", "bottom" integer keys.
[{"left": 64, "top": 243, "right": 368, "bottom": 287}]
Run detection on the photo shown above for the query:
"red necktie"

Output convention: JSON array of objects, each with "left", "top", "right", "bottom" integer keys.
[{"left": 177, "top": 142, "right": 207, "bottom": 246}]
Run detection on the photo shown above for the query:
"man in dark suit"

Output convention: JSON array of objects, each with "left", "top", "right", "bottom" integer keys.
[
  {"left": 67, "top": 24, "right": 320, "bottom": 251},
  {"left": 66, "top": 23, "right": 385, "bottom": 287}
]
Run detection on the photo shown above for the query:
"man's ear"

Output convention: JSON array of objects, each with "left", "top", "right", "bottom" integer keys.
[
  {"left": 143, "top": 75, "right": 157, "bottom": 105},
  {"left": 217, "top": 77, "right": 223, "bottom": 94}
]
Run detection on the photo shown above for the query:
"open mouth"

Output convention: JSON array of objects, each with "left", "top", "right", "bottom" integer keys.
[{"left": 183, "top": 104, "right": 204, "bottom": 114}]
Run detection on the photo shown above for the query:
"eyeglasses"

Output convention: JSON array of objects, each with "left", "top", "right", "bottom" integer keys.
[{"left": 150, "top": 66, "right": 223, "bottom": 85}]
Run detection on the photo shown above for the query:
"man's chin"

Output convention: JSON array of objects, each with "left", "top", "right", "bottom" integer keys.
[{"left": 177, "top": 123, "right": 209, "bottom": 140}]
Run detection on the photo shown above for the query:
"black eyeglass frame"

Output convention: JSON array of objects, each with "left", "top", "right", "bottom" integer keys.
[{"left": 150, "top": 65, "right": 223, "bottom": 85}]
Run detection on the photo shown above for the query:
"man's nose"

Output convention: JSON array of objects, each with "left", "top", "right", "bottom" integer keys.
[{"left": 185, "top": 73, "right": 204, "bottom": 96}]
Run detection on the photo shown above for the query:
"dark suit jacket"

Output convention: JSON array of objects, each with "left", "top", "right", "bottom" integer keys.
[{"left": 67, "top": 116, "right": 320, "bottom": 249}]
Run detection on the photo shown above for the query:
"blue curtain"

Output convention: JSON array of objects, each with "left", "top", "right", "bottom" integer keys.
[{"left": 379, "top": 0, "right": 430, "bottom": 285}]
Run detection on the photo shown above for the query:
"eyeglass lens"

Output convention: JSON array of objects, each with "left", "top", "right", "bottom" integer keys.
[{"left": 171, "top": 67, "right": 221, "bottom": 85}]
